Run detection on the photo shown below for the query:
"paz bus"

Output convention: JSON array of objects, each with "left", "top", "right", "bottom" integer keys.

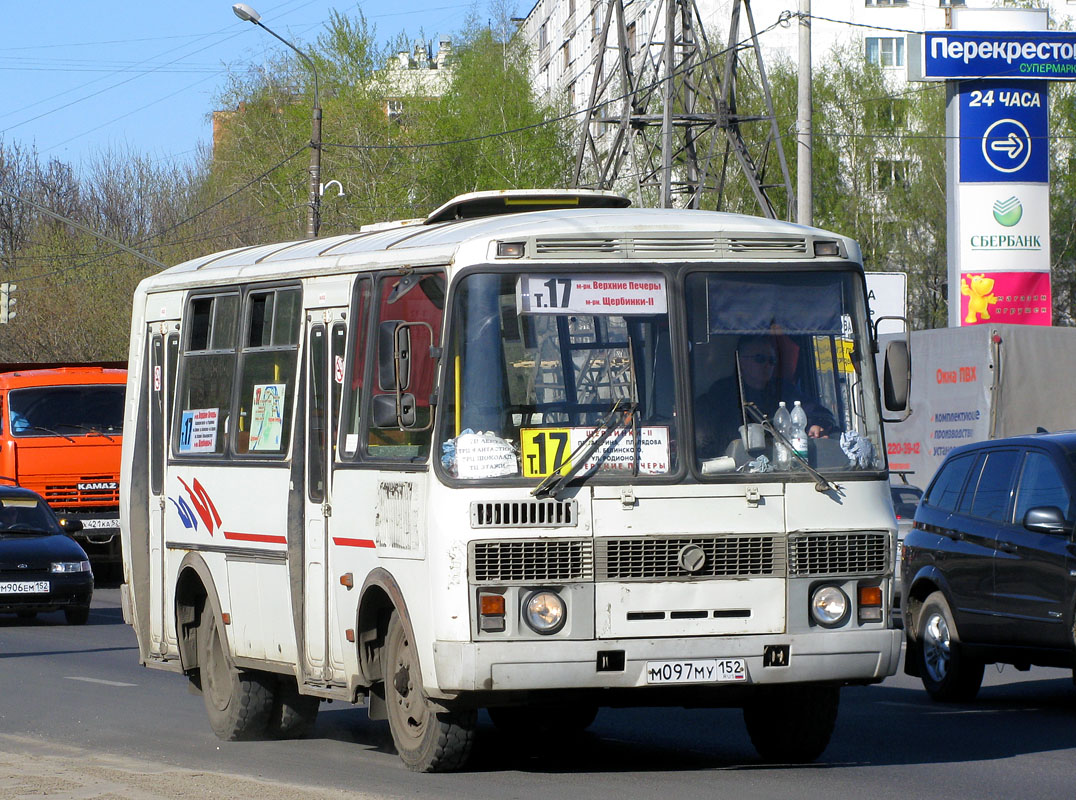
[
  {"left": 119, "top": 190, "right": 909, "bottom": 772},
  {"left": 0, "top": 363, "right": 126, "bottom": 575}
]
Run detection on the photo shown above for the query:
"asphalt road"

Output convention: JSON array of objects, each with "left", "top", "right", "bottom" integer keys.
[{"left": 1, "top": 586, "right": 1075, "bottom": 799}]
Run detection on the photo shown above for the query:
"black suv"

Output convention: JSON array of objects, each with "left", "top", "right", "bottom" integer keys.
[{"left": 902, "top": 432, "right": 1076, "bottom": 700}]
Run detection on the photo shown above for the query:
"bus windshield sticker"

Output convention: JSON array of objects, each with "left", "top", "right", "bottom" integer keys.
[
  {"left": 516, "top": 275, "right": 667, "bottom": 316},
  {"left": 179, "top": 408, "right": 218, "bottom": 453},
  {"left": 521, "top": 426, "right": 669, "bottom": 478},
  {"left": 452, "top": 430, "right": 518, "bottom": 478},
  {"left": 248, "top": 383, "right": 286, "bottom": 451}
]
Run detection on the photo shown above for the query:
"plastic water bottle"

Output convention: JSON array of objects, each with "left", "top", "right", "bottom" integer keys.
[
  {"left": 790, "top": 400, "right": 809, "bottom": 464},
  {"left": 772, "top": 401, "right": 791, "bottom": 470}
]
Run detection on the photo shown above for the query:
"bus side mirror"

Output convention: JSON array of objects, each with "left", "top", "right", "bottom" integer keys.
[
  {"left": 883, "top": 339, "right": 910, "bottom": 413},
  {"left": 378, "top": 321, "right": 411, "bottom": 391},
  {"left": 372, "top": 393, "right": 417, "bottom": 428}
]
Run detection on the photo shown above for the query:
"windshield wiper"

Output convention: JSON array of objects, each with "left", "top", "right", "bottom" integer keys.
[
  {"left": 62, "top": 423, "right": 117, "bottom": 442},
  {"left": 740, "top": 403, "right": 841, "bottom": 495},
  {"left": 532, "top": 399, "right": 637, "bottom": 500},
  {"left": 22, "top": 425, "right": 76, "bottom": 443}
]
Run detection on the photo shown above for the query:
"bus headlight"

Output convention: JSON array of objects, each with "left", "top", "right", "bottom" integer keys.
[
  {"left": 810, "top": 585, "right": 849, "bottom": 627},
  {"left": 523, "top": 590, "right": 566, "bottom": 635}
]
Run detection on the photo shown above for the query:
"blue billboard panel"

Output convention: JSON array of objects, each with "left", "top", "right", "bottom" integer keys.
[
  {"left": 923, "top": 31, "right": 1076, "bottom": 80},
  {"left": 959, "top": 80, "right": 1048, "bottom": 183}
]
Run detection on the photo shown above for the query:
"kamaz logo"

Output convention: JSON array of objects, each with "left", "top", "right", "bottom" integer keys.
[{"left": 78, "top": 482, "right": 117, "bottom": 491}]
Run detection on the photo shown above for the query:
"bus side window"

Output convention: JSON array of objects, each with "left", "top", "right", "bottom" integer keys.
[
  {"left": 367, "top": 271, "right": 444, "bottom": 460},
  {"left": 234, "top": 286, "right": 302, "bottom": 456},
  {"left": 175, "top": 293, "right": 239, "bottom": 456}
]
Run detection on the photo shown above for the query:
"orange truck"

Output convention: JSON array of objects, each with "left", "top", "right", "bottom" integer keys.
[{"left": 0, "top": 363, "right": 126, "bottom": 576}]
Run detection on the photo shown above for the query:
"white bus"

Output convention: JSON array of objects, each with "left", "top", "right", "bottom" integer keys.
[{"left": 120, "top": 190, "right": 909, "bottom": 772}]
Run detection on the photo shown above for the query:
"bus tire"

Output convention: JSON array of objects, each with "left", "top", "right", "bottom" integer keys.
[
  {"left": 742, "top": 684, "right": 839, "bottom": 763},
  {"left": 268, "top": 678, "right": 320, "bottom": 739},
  {"left": 487, "top": 703, "right": 598, "bottom": 737},
  {"left": 916, "top": 591, "right": 984, "bottom": 702},
  {"left": 198, "top": 610, "right": 274, "bottom": 741},
  {"left": 384, "top": 611, "right": 475, "bottom": 772}
]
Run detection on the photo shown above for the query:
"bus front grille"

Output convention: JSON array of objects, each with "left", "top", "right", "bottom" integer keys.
[
  {"left": 470, "top": 539, "right": 593, "bottom": 583},
  {"left": 596, "top": 535, "right": 782, "bottom": 581},
  {"left": 788, "top": 532, "right": 889, "bottom": 576},
  {"left": 470, "top": 499, "right": 577, "bottom": 528}
]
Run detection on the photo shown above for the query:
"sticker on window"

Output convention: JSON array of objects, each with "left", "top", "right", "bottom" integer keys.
[
  {"left": 516, "top": 275, "right": 667, "bottom": 316},
  {"left": 248, "top": 384, "right": 286, "bottom": 451},
  {"left": 520, "top": 426, "right": 670, "bottom": 477},
  {"left": 179, "top": 408, "right": 219, "bottom": 453}
]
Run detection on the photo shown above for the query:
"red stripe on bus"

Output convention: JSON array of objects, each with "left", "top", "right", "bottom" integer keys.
[
  {"left": 223, "top": 530, "right": 287, "bottom": 544},
  {"left": 333, "top": 537, "right": 376, "bottom": 549}
]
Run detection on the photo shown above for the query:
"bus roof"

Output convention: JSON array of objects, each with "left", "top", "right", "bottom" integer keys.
[{"left": 137, "top": 204, "right": 861, "bottom": 293}]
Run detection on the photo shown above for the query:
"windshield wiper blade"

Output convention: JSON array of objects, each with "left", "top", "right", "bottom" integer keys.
[
  {"left": 741, "top": 404, "right": 841, "bottom": 495},
  {"left": 63, "top": 423, "right": 117, "bottom": 442},
  {"left": 532, "top": 400, "right": 636, "bottom": 500},
  {"left": 24, "top": 425, "right": 76, "bottom": 443}
]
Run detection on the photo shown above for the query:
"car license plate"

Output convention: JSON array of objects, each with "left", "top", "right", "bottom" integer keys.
[
  {"left": 646, "top": 658, "right": 747, "bottom": 684},
  {"left": 0, "top": 581, "right": 49, "bottom": 594},
  {"left": 80, "top": 519, "right": 118, "bottom": 530}
]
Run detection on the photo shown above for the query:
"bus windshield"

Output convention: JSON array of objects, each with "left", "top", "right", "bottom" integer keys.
[
  {"left": 687, "top": 270, "right": 883, "bottom": 475},
  {"left": 437, "top": 267, "right": 882, "bottom": 483},
  {"left": 8, "top": 385, "right": 125, "bottom": 438}
]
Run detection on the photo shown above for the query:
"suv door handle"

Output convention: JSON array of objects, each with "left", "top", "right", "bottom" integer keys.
[{"left": 997, "top": 541, "right": 1016, "bottom": 554}]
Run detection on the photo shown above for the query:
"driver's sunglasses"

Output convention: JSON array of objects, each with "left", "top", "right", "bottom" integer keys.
[{"left": 747, "top": 353, "right": 777, "bottom": 366}]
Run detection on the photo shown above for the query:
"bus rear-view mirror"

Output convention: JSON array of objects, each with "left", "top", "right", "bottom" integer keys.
[
  {"left": 378, "top": 320, "right": 411, "bottom": 391},
  {"left": 372, "top": 393, "right": 417, "bottom": 428}
]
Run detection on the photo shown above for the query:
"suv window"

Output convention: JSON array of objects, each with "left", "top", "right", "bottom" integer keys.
[
  {"left": 966, "top": 449, "right": 1020, "bottom": 523},
  {"left": 925, "top": 453, "right": 975, "bottom": 512},
  {"left": 1014, "top": 451, "right": 1072, "bottom": 524}
]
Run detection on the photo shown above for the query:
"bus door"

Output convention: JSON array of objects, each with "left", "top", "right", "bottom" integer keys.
[
  {"left": 147, "top": 322, "right": 180, "bottom": 654},
  {"left": 303, "top": 311, "right": 348, "bottom": 683}
]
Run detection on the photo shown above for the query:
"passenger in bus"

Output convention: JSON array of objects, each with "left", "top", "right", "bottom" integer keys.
[{"left": 696, "top": 334, "right": 835, "bottom": 459}]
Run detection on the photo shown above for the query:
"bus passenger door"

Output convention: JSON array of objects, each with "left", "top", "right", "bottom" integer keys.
[
  {"left": 303, "top": 311, "right": 347, "bottom": 683},
  {"left": 147, "top": 324, "right": 180, "bottom": 654}
]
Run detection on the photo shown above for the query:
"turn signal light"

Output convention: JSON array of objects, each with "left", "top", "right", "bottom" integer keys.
[
  {"left": 858, "top": 585, "right": 883, "bottom": 623},
  {"left": 479, "top": 592, "right": 506, "bottom": 632}
]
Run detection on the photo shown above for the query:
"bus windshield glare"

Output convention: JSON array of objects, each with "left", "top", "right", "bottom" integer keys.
[{"left": 437, "top": 268, "right": 882, "bottom": 482}]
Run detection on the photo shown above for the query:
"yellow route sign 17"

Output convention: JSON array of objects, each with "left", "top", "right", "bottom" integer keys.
[{"left": 520, "top": 428, "right": 573, "bottom": 477}]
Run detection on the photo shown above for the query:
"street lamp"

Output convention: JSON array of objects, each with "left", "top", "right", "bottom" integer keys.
[{"left": 233, "top": 3, "right": 322, "bottom": 238}]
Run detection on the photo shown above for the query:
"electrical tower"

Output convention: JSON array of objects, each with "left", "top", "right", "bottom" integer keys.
[{"left": 572, "top": 0, "right": 793, "bottom": 217}]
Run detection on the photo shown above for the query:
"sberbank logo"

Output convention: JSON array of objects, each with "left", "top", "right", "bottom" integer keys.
[{"left": 993, "top": 196, "right": 1023, "bottom": 227}]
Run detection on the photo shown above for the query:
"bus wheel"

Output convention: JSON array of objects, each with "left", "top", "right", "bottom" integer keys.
[
  {"left": 487, "top": 703, "right": 598, "bottom": 737},
  {"left": 742, "top": 684, "right": 839, "bottom": 763},
  {"left": 198, "top": 610, "right": 274, "bottom": 741},
  {"left": 268, "top": 677, "right": 320, "bottom": 739},
  {"left": 384, "top": 612, "right": 475, "bottom": 772},
  {"left": 916, "top": 591, "right": 984, "bottom": 702}
]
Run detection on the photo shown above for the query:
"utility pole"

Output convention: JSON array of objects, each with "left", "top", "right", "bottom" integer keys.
[
  {"left": 797, "top": 0, "right": 812, "bottom": 226},
  {"left": 572, "top": 0, "right": 794, "bottom": 217}
]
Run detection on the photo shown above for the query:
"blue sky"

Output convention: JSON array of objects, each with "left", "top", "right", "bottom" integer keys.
[{"left": 0, "top": 0, "right": 483, "bottom": 171}]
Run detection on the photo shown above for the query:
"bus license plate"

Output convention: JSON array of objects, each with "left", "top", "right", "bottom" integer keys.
[
  {"left": 0, "top": 581, "right": 49, "bottom": 594},
  {"left": 646, "top": 658, "right": 747, "bottom": 684}
]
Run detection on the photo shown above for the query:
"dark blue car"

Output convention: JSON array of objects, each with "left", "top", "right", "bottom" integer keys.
[
  {"left": 0, "top": 485, "right": 93, "bottom": 624},
  {"left": 902, "top": 432, "right": 1076, "bottom": 700}
]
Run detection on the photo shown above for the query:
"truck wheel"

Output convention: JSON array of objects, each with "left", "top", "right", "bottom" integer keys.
[
  {"left": 198, "top": 610, "right": 274, "bottom": 740},
  {"left": 916, "top": 591, "right": 983, "bottom": 702},
  {"left": 268, "top": 677, "right": 320, "bottom": 739},
  {"left": 384, "top": 611, "right": 475, "bottom": 772},
  {"left": 742, "top": 685, "right": 839, "bottom": 763},
  {"left": 487, "top": 703, "right": 598, "bottom": 736}
]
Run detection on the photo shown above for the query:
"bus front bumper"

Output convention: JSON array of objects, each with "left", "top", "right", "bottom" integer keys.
[{"left": 431, "top": 628, "right": 902, "bottom": 695}]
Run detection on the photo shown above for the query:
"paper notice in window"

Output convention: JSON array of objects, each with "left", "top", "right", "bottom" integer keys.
[
  {"left": 249, "top": 383, "right": 286, "bottom": 452},
  {"left": 455, "top": 432, "right": 518, "bottom": 478},
  {"left": 179, "top": 408, "right": 218, "bottom": 453}
]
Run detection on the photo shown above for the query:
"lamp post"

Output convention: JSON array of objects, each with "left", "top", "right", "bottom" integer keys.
[{"left": 233, "top": 3, "right": 322, "bottom": 238}]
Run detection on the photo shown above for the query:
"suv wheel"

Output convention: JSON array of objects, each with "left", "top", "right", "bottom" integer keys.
[{"left": 916, "top": 591, "right": 984, "bottom": 702}]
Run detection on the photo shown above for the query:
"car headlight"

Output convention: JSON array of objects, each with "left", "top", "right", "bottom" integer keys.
[
  {"left": 523, "top": 590, "right": 566, "bottom": 635},
  {"left": 810, "top": 585, "right": 849, "bottom": 627},
  {"left": 51, "top": 560, "right": 92, "bottom": 573}
]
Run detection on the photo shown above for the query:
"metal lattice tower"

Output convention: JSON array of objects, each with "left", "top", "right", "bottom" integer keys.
[{"left": 571, "top": 0, "right": 793, "bottom": 217}]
